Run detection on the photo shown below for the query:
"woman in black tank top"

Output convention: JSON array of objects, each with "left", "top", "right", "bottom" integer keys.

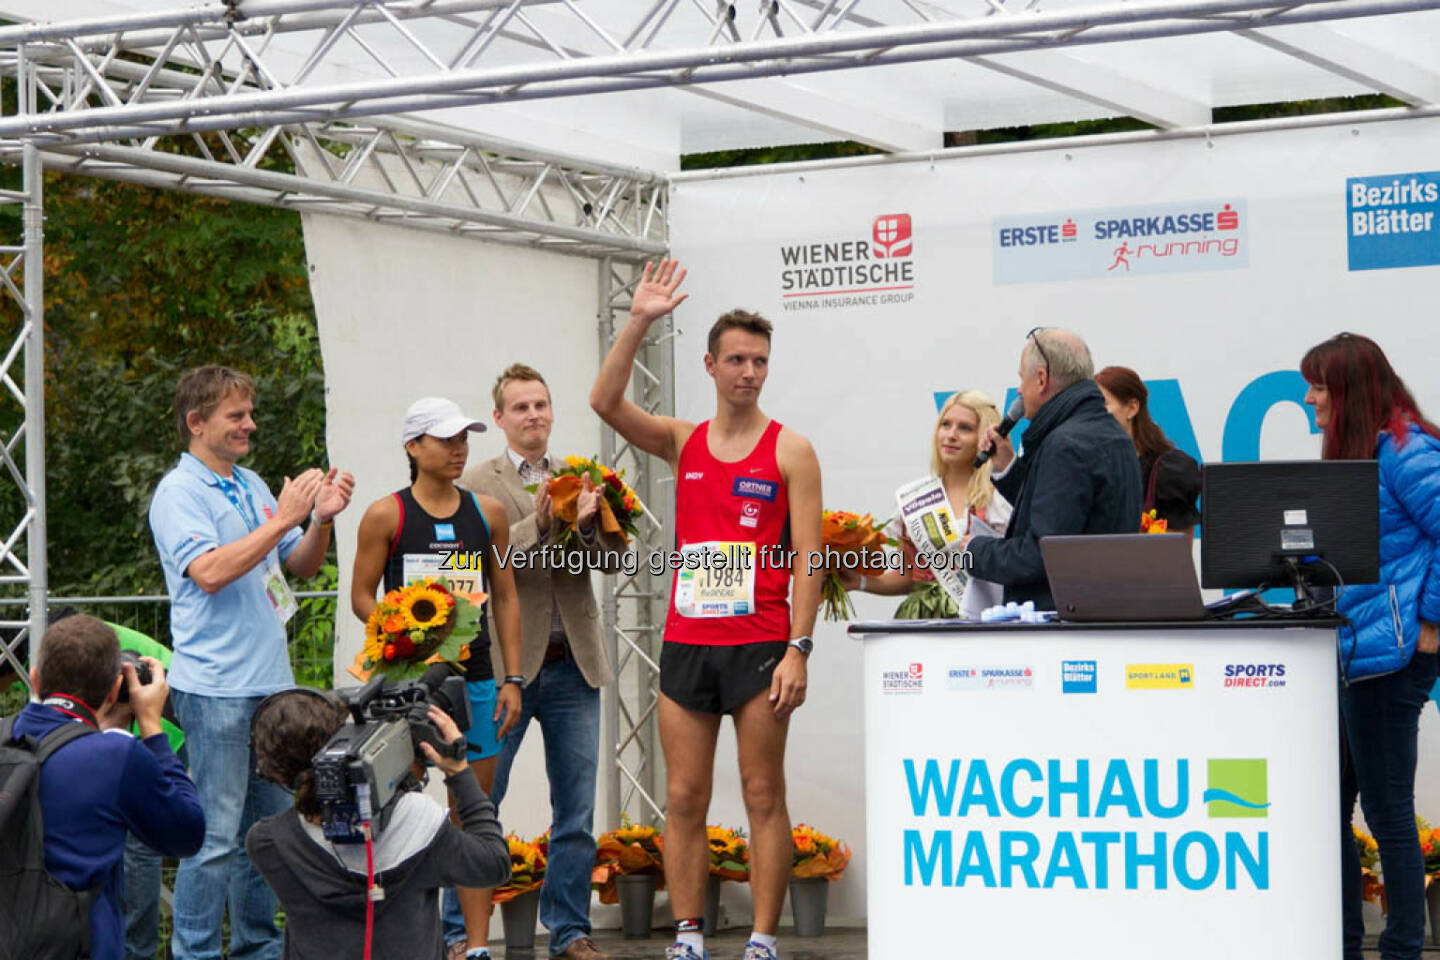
[
  {"left": 350, "top": 399, "right": 526, "bottom": 954},
  {"left": 350, "top": 401, "right": 524, "bottom": 744}
]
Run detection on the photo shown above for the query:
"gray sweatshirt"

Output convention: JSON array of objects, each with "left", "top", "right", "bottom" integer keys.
[{"left": 246, "top": 772, "right": 510, "bottom": 960}]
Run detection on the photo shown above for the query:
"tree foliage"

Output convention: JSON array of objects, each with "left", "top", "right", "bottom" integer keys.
[{"left": 0, "top": 173, "right": 328, "bottom": 600}]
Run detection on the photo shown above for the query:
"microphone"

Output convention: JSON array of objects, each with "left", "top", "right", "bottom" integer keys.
[{"left": 974, "top": 396, "right": 1026, "bottom": 469}]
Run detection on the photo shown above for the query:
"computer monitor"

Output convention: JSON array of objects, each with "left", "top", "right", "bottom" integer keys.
[{"left": 1201, "top": 460, "right": 1379, "bottom": 599}]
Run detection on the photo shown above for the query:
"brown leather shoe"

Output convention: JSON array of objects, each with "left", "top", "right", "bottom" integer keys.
[{"left": 560, "top": 937, "right": 613, "bottom": 960}]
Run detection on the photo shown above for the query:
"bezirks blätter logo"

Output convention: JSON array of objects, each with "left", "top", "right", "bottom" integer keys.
[{"left": 873, "top": 214, "right": 913, "bottom": 258}]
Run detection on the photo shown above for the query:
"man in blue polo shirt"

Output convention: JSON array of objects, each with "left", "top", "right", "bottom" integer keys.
[{"left": 148, "top": 365, "right": 354, "bottom": 960}]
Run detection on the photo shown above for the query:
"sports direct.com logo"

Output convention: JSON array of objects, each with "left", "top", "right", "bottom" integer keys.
[
  {"left": 1223, "top": 663, "right": 1287, "bottom": 689},
  {"left": 779, "top": 213, "right": 916, "bottom": 311}
]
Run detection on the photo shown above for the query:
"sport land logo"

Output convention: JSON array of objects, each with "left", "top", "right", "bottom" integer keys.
[
  {"left": 882, "top": 662, "right": 924, "bottom": 695},
  {"left": 1125, "top": 663, "right": 1194, "bottom": 690},
  {"left": 1061, "top": 659, "right": 1097, "bottom": 694},
  {"left": 1205, "top": 758, "right": 1270, "bottom": 818},
  {"left": 993, "top": 198, "right": 1247, "bottom": 284},
  {"left": 779, "top": 213, "right": 916, "bottom": 311}
]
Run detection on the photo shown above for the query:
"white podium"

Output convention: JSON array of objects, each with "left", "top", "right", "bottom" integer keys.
[{"left": 848, "top": 618, "right": 1341, "bottom": 959}]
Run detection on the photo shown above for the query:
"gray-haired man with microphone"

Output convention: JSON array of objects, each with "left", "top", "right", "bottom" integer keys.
[{"left": 963, "top": 327, "right": 1142, "bottom": 608}]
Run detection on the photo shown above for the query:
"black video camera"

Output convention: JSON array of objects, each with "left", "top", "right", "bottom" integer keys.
[
  {"left": 311, "top": 666, "right": 471, "bottom": 844},
  {"left": 116, "top": 650, "right": 153, "bottom": 704}
]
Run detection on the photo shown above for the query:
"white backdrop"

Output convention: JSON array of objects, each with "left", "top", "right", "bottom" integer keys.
[
  {"left": 668, "top": 115, "right": 1440, "bottom": 924},
  {"left": 303, "top": 212, "right": 602, "bottom": 860},
  {"left": 304, "top": 115, "right": 1440, "bottom": 929}
]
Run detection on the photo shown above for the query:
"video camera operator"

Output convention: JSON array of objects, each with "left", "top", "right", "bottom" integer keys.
[
  {"left": 245, "top": 685, "right": 511, "bottom": 960},
  {"left": 1, "top": 614, "right": 204, "bottom": 960}
]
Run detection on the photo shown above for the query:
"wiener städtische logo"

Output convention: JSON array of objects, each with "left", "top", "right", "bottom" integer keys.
[
  {"left": 1205, "top": 758, "right": 1270, "bottom": 819},
  {"left": 779, "top": 213, "right": 916, "bottom": 312}
]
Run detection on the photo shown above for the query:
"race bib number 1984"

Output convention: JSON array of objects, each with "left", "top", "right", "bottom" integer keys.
[{"left": 673, "top": 541, "right": 756, "bottom": 618}]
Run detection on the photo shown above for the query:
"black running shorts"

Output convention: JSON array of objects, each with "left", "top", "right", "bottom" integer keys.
[{"left": 659, "top": 640, "right": 790, "bottom": 715}]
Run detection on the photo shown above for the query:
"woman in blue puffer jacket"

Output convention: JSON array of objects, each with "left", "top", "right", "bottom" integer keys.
[{"left": 1302, "top": 333, "right": 1440, "bottom": 960}]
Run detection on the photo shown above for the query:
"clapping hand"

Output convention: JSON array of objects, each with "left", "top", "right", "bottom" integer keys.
[
  {"left": 577, "top": 475, "right": 600, "bottom": 530},
  {"left": 313, "top": 467, "right": 355, "bottom": 524}
]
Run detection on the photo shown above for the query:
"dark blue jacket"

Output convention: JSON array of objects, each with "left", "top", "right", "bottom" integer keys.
[
  {"left": 1339, "top": 424, "right": 1440, "bottom": 681},
  {"left": 968, "top": 380, "right": 1143, "bottom": 608},
  {"left": 10, "top": 701, "right": 205, "bottom": 960}
]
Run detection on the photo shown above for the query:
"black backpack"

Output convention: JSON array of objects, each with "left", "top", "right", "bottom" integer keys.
[{"left": 0, "top": 714, "right": 101, "bottom": 960}]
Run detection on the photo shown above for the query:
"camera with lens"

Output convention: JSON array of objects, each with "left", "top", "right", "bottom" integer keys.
[
  {"left": 116, "top": 649, "right": 153, "bottom": 703},
  {"left": 311, "top": 665, "right": 471, "bottom": 843}
]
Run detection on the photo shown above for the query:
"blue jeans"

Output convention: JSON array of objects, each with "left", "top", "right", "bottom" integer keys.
[
  {"left": 123, "top": 833, "right": 162, "bottom": 960},
  {"left": 169, "top": 690, "right": 289, "bottom": 960},
  {"left": 443, "top": 656, "right": 601, "bottom": 956},
  {"left": 1340, "top": 650, "right": 1439, "bottom": 960}
]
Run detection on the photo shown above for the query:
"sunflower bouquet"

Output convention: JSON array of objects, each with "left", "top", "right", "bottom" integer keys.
[
  {"left": 493, "top": 833, "right": 547, "bottom": 904},
  {"left": 350, "top": 577, "right": 484, "bottom": 682},
  {"left": 791, "top": 824, "right": 851, "bottom": 881},
  {"left": 592, "top": 815, "right": 665, "bottom": 904},
  {"left": 705, "top": 824, "right": 750, "bottom": 881},
  {"left": 819, "top": 510, "right": 896, "bottom": 621},
  {"left": 532, "top": 455, "right": 646, "bottom": 548}
]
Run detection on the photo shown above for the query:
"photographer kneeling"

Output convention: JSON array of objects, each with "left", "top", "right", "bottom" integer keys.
[{"left": 246, "top": 692, "right": 511, "bottom": 959}]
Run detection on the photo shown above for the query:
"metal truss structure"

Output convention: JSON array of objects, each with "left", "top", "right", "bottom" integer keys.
[
  {"left": 2, "top": 0, "right": 1439, "bottom": 826},
  {"left": 598, "top": 258, "right": 673, "bottom": 828}
]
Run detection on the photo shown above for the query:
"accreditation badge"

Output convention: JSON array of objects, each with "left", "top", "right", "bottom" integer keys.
[
  {"left": 262, "top": 558, "right": 299, "bottom": 625},
  {"left": 673, "top": 541, "right": 756, "bottom": 618}
]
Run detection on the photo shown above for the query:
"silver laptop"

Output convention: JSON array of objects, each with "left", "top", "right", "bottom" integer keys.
[{"left": 1040, "top": 533, "right": 1206, "bottom": 622}]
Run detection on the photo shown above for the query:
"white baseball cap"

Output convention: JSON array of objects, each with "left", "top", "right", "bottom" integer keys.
[{"left": 402, "top": 397, "right": 487, "bottom": 443}]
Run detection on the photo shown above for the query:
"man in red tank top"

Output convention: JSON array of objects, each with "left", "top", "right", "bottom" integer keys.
[{"left": 591, "top": 260, "right": 822, "bottom": 960}]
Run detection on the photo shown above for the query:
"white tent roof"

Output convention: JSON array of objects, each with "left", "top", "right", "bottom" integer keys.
[{"left": 4, "top": 0, "right": 1440, "bottom": 171}]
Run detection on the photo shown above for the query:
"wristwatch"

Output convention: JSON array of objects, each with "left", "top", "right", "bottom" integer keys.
[
  {"left": 503, "top": 674, "right": 526, "bottom": 687},
  {"left": 787, "top": 636, "right": 813, "bottom": 657}
]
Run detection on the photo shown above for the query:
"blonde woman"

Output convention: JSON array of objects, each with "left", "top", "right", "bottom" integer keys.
[{"left": 845, "top": 389, "right": 1012, "bottom": 618}]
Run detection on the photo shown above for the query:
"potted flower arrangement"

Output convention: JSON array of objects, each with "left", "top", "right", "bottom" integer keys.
[
  {"left": 655, "top": 824, "right": 748, "bottom": 934},
  {"left": 789, "top": 824, "right": 851, "bottom": 936},
  {"left": 1419, "top": 819, "right": 1440, "bottom": 943},
  {"left": 495, "top": 833, "right": 547, "bottom": 950},
  {"left": 348, "top": 577, "right": 484, "bottom": 682},
  {"left": 593, "top": 816, "right": 665, "bottom": 938}
]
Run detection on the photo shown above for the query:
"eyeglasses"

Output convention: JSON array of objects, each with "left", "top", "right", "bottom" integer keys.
[{"left": 1026, "top": 326, "right": 1050, "bottom": 374}]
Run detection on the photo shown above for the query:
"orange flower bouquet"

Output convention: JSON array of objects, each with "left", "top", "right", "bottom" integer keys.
[
  {"left": 349, "top": 577, "right": 484, "bottom": 682},
  {"left": 819, "top": 510, "right": 895, "bottom": 621},
  {"left": 592, "top": 815, "right": 665, "bottom": 904},
  {"left": 493, "top": 833, "right": 547, "bottom": 904},
  {"left": 532, "top": 455, "right": 646, "bottom": 548},
  {"left": 791, "top": 824, "right": 851, "bottom": 881},
  {"left": 1140, "top": 509, "right": 1168, "bottom": 534}
]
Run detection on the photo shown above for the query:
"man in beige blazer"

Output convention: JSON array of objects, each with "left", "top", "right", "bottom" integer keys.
[{"left": 453, "top": 363, "right": 627, "bottom": 960}]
